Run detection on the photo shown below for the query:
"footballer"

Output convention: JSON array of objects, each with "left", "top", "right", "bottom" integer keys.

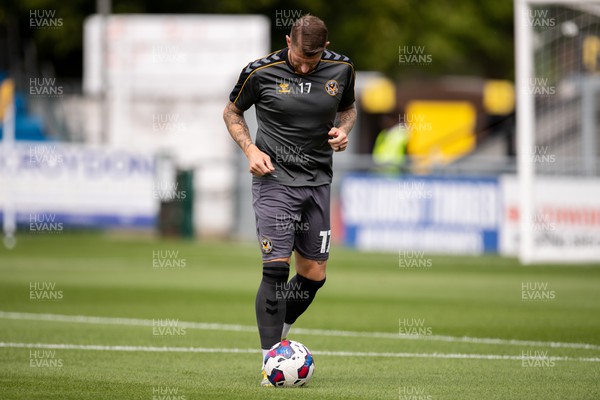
[{"left": 223, "top": 14, "right": 356, "bottom": 386}]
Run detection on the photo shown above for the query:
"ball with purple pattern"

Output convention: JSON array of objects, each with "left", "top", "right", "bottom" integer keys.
[{"left": 263, "top": 339, "right": 315, "bottom": 387}]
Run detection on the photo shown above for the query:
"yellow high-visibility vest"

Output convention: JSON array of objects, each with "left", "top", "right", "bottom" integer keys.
[{"left": 373, "top": 123, "right": 408, "bottom": 166}]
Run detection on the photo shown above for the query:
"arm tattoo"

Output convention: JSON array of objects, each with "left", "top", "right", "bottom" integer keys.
[
  {"left": 223, "top": 102, "right": 253, "bottom": 154},
  {"left": 335, "top": 105, "right": 357, "bottom": 134}
]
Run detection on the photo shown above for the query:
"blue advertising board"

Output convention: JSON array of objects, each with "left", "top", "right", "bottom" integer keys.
[{"left": 341, "top": 174, "right": 500, "bottom": 254}]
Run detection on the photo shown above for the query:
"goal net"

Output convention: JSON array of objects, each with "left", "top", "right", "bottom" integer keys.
[{"left": 515, "top": 0, "right": 600, "bottom": 263}]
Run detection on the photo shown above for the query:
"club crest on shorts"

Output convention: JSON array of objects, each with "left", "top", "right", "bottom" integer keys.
[
  {"left": 261, "top": 237, "right": 273, "bottom": 254},
  {"left": 325, "top": 80, "right": 339, "bottom": 96}
]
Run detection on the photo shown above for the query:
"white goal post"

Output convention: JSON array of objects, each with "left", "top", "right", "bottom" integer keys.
[{"left": 515, "top": 0, "right": 600, "bottom": 264}]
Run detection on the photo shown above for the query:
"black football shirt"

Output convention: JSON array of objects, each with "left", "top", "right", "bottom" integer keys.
[{"left": 228, "top": 48, "right": 355, "bottom": 187}]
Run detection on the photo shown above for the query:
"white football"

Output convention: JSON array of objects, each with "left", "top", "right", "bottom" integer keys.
[{"left": 263, "top": 339, "right": 315, "bottom": 387}]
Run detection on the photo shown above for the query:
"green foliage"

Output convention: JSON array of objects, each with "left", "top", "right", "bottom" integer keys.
[{"left": 0, "top": 0, "right": 514, "bottom": 79}]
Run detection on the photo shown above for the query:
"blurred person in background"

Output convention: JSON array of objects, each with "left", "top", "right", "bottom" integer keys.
[{"left": 372, "top": 114, "right": 410, "bottom": 173}]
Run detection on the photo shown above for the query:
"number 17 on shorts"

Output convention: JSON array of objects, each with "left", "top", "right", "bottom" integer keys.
[{"left": 319, "top": 230, "right": 331, "bottom": 253}]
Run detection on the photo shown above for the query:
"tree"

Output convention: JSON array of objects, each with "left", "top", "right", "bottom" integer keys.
[{"left": 0, "top": 0, "right": 514, "bottom": 80}]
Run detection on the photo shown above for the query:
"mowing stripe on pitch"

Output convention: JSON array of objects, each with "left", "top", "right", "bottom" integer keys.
[
  {"left": 1, "top": 310, "right": 599, "bottom": 351},
  {"left": 1, "top": 342, "right": 599, "bottom": 363}
]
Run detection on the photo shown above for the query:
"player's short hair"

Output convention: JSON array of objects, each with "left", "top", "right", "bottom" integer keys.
[{"left": 290, "top": 14, "right": 328, "bottom": 57}]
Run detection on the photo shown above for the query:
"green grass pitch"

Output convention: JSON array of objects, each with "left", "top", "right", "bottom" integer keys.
[{"left": 0, "top": 232, "right": 599, "bottom": 399}]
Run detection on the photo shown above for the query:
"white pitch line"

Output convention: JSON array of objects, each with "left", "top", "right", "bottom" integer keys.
[
  {"left": 1, "top": 310, "right": 599, "bottom": 351},
  {"left": 1, "top": 342, "right": 600, "bottom": 363}
]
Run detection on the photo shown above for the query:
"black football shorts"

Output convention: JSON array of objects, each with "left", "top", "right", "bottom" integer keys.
[{"left": 252, "top": 180, "right": 331, "bottom": 262}]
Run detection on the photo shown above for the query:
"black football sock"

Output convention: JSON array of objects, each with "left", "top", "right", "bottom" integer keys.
[
  {"left": 284, "top": 273, "right": 326, "bottom": 325},
  {"left": 256, "top": 261, "right": 290, "bottom": 351}
]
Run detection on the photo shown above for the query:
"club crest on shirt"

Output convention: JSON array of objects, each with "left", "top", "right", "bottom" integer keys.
[
  {"left": 261, "top": 237, "right": 273, "bottom": 254},
  {"left": 325, "top": 80, "right": 339, "bottom": 96}
]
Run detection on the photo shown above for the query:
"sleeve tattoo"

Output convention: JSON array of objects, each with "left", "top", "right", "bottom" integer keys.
[
  {"left": 223, "top": 102, "right": 253, "bottom": 153},
  {"left": 335, "top": 105, "right": 357, "bottom": 134}
]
